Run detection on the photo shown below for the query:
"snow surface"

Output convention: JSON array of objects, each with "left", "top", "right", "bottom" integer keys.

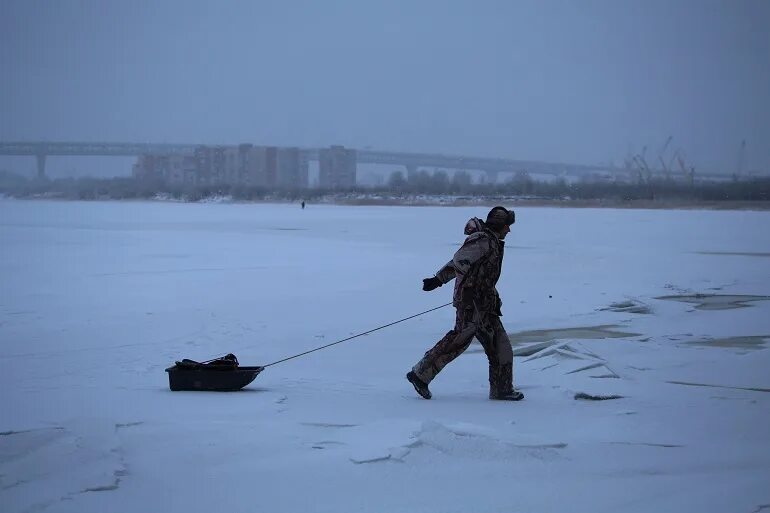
[{"left": 1, "top": 199, "right": 769, "bottom": 513}]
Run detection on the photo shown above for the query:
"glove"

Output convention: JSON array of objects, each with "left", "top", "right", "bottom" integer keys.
[{"left": 422, "top": 277, "right": 442, "bottom": 291}]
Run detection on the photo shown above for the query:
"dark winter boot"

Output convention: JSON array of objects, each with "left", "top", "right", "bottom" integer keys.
[
  {"left": 489, "top": 363, "right": 524, "bottom": 401},
  {"left": 492, "top": 389, "right": 524, "bottom": 401},
  {"left": 406, "top": 371, "right": 432, "bottom": 400}
]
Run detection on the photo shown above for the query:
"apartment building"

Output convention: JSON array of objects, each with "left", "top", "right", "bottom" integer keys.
[
  {"left": 319, "top": 145, "right": 357, "bottom": 189},
  {"left": 133, "top": 144, "right": 309, "bottom": 189}
]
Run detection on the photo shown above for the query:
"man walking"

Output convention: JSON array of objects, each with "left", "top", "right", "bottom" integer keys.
[{"left": 407, "top": 206, "right": 524, "bottom": 401}]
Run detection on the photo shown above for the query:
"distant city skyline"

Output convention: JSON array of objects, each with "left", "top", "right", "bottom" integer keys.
[{"left": 2, "top": 0, "right": 769, "bottom": 178}]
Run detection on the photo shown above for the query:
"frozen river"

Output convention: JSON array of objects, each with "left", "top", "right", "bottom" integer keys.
[{"left": 1, "top": 199, "right": 769, "bottom": 513}]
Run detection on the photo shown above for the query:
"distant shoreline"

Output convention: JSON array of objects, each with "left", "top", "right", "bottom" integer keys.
[
  {"left": 329, "top": 197, "right": 770, "bottom": 210},
  {"left": 4, "top": 193, "right": 770, "bottom": 211}
]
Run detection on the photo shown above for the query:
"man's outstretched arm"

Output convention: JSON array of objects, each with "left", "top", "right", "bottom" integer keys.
[{"left": 423, "top": 236, "right": 490, "bottom": 291}]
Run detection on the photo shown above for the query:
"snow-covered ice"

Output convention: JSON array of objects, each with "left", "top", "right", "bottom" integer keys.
[{"left": 1, "top": 199, "right": 769, "bottom": 513}]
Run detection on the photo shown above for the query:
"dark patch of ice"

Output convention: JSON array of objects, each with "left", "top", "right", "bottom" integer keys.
[
  {"left": 508, "top": 325, "right": 641, "bottom": 346},
  {"left": 301, "top": 422, "right": 357, "bottom": 428},
  {"left": 0, "top": 427, "right": 65, "bottom": 436},
  {"left": 115, "top": 421, "right": 143, "bottom": 430},
  {"left": 350, "top": 456, "right": 391, "bottom": 464},
  {"left": 666, "top": 381, "right": 770, "bottom": 393},
  {"left": 695, "top": 251, "right": 770, "bottom": 258},
  {"left": 606, "top": 441, "right": 683, "bottom": 448},
  {"left": 82, "top": 481, "right": 119, "bottom": 492},
  {"left": 599, "top": 300, "right": 652, "bottom": 314},
  {"left": 574, "top": 392, "right": 624, "bottom": 401},
  {"left": 655, "top": 293, "right": 770, "bottom": 310},
  {"left": 687, "top": 335, "right": 769, "bottom": 350}
]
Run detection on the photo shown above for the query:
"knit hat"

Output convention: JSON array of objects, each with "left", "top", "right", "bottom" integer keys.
[{"left": 486, "top": 206, "right": 515, "bottom": 227}]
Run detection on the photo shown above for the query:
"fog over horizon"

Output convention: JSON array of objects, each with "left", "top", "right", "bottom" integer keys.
[{"left": 1, "top": 0, "right": 769, "bottom": 178}]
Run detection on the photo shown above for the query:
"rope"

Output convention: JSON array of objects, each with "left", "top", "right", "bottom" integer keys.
[{"left": 262, "top": 302, "right": 452, "bottom": 368}]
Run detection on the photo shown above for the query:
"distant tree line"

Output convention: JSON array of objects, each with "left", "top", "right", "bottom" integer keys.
[
  {"left": 381, "top": 169, "right": 770, "bottom": 201},
  {"left": 1, "top": 169, "right": 769, "bottom": 203}
]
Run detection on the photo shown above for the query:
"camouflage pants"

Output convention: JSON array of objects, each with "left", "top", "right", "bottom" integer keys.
[{"left": 412, "top": 305, "right": 514, "bottom": 398}]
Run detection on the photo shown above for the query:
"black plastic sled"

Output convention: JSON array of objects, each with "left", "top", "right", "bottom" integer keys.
[{"left": 165, "top": 354, "right": 263, "bottom": 391}]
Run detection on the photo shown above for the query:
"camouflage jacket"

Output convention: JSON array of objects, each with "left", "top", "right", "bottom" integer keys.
[{"left": 434, "top": 217, "right": 505, "bottom": 314}]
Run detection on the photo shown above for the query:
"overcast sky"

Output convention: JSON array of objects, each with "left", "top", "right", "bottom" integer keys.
[{"left": 1, "top": 0, "right": 769, "bottom": 176}]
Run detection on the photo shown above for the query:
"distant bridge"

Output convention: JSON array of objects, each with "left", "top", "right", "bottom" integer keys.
[
  {"left": 355, "top": 149, "right": 621, "bottom": 181},
  {"left": 0, "top": 140, "right": 728, "bottom": 181},
  {"left": 0, "top": 141, "right": 198, "bottom": 179}
]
